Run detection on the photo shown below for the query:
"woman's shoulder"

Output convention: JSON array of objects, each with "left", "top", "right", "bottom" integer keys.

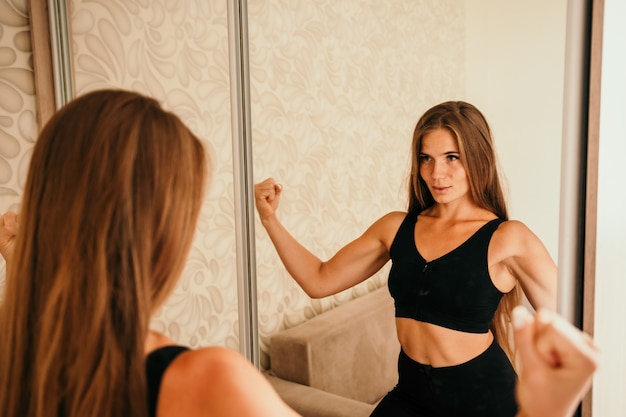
[
  {"left": 366, "top": 211, "right": 408, "bottom": 243},
  {"left": 494, "top": 219, "right": 536, "bottom": 238},
  {"left": 372, "top": 211, "right": 408, "bottom": 229},
  {"left": 155, "top": 346, "right": 253, "bottom": 415},
  {"left": 491, "top": 219, "right": 544, "bottom": 253},
  {"left": 157, "top": 346, "right": 299, "bottom": 417},
  {"left": 176, "top": 345, "right": 251, "bottom": 373},
  {"left": 161, "top": 345, "right": 251, "bottom": 388}
]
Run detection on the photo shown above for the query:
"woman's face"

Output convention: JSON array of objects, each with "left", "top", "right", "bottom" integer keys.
[{"left": 418, "top": 128, "right": 470, "bottom": 205}]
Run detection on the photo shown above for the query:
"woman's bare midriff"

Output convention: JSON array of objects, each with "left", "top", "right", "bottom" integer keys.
[{"left": 396, "top": 317, "right": 495, "bottom": 367}]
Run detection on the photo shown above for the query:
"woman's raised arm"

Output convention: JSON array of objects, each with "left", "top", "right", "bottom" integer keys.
[{"left": 255, "top": 178, "right": 403, "bottom": 298}]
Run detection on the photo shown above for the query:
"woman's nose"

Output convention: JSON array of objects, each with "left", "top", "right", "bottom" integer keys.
[{"left": 431, "top": 161, "right": 446, "bottom": 179}]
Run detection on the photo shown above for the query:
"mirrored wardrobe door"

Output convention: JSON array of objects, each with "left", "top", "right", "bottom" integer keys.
[{"left": 248, "top": 0, "right": 568, "bottom": 371}]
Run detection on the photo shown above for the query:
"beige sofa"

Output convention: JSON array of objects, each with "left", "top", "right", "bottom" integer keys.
[{"left": 265, "top": 287, "right": 400, "bottom": 417}]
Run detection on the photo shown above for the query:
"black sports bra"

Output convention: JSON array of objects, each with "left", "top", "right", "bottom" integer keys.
[
  {"left": 387, "top": 212, "right": 505, "bottom": 333},
  {"left": 145, "top": 345, "right": 190, "bottom": 417}
]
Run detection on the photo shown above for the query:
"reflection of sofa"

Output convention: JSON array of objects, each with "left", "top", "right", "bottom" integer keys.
[{"left": 265, "top": 287, "right": 400, "bottom": 417}]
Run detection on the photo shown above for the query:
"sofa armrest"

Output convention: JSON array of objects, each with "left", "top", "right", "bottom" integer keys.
[{"left": 269, "top": 287, "right": 399, "bottom": 404}]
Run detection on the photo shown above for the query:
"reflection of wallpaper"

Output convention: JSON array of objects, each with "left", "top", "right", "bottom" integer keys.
[
  {"left": 69, "top": 0, "right": 238, "bottom": 350},
  {"left": 249, "top": 0, "right": 465, "bottom": 368},
  {"left": 0, "top": 0, "right": 38, "bottom": 296}
]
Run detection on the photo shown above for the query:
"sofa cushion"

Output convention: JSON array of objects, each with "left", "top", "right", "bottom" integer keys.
[
  {"left": 265, "top": 373, "right": 375, "bottom": 417},
  {"left": 269, "top": 287, "right": 400, "bottom": 404}
]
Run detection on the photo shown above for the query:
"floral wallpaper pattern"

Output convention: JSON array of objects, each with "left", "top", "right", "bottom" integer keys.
[
  {"left": 1, "top": 0, "right": 464, "bottom": 369},
  {"left": 0, "top": 0, "right": 38, "bottom": 297},
  {"left": 69, "top": 0, "right": 240, "bottom": 350},
  {"left": 0, "top": 0, "right": 37, "bottom": 216}
]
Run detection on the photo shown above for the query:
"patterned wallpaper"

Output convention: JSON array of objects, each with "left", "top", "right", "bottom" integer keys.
[
  {"left": 0, "top": 0, "right": 38, "bottom": 297},
  {"left": 1, "top": 0, "right": 464, "bottom": 368},
  {"left": 0, "top": 0, "right": 241, "bottom": 351},
  {"left": 248, "top": 0, "right": 465, "bottom": 367},
  {"left": 69, "top": 0, "right": 240, "bottom": 350}
]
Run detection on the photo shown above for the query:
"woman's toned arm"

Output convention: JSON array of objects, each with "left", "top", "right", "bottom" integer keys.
[
  {"left": 492, "top": 220, "right": 558, "bottom": 310},
  {"left": 255, "top": 178, "right": 402, "bottom": 298}
]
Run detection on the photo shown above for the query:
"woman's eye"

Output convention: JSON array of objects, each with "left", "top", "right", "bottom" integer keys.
[
  {"left": 419, "top": 154, "right": 431, "bottom": 162},
  {"left": 447, "top": 154, "right": 460, "bottom": 161}
]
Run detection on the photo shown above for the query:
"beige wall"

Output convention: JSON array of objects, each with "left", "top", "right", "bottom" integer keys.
[{"left": 465, "top": 0, "right": 566, "bottom": 261}]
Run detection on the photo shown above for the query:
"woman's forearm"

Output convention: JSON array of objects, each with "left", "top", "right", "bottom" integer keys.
[{"left": 261, "top": 214, "right": 329, "bottom": 298}]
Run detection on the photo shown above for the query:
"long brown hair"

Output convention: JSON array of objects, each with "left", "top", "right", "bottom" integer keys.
[
  {"left": 0, "top": 89, "right": 208, "bottom": 417},
  {"left": 408, "top": 101, "right": 522, "bottom": 362}
]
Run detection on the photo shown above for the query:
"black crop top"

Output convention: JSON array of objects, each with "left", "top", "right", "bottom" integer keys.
[{"left": 387, "top": 212, "right": 505, "bottom": 333}]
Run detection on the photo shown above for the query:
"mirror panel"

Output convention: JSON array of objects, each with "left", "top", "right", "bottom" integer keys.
[{"left": 249, "top": 0, "right": 567, "bottom": 368}]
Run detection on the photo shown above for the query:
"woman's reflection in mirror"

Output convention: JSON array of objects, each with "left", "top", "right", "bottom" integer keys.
[{"left": 255, "top": 101, "right": 559, "bottom": 416}]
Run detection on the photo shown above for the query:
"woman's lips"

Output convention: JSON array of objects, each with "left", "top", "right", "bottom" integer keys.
[{"left": 431, "top": 185, "right": 450, "bottom": 193}]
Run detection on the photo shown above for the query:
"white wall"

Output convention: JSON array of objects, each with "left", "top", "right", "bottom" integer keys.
[
  {"left": 592, "top": 0, "right": 626, "bottom": 414},
  {"left": 465, "top": 0, "right": 568, "bottom": 260}
]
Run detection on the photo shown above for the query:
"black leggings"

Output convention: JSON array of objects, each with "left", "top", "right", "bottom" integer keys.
[{"left": 370, "top": 339, "right": 518, "bottom": 417}]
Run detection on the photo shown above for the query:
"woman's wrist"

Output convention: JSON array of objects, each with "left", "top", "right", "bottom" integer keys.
[{"left": 260, "top": 213, "right": 281, "bottom": 230}]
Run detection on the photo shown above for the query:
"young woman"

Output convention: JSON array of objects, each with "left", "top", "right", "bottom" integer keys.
[
  {"left": 254, "top": 101, "right": 557, "bottom": 416},
  {"left": 0, "top": 89, "right": 299, "bottom": 417}
]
